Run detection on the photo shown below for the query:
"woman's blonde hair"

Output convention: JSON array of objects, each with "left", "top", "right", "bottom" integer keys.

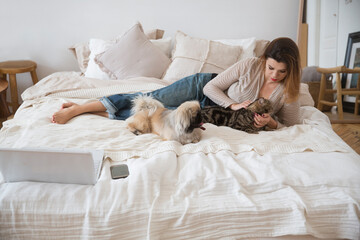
[{"left": 260, "top": 37, "right": 301, "bottom": 103}]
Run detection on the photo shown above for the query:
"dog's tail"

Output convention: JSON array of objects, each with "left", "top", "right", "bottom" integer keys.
[{"left": 131, "top": 95, "right": 164, "bottom": 115}]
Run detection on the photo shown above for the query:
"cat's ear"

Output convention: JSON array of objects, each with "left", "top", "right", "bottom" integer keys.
[{"left": 258, "top": 97, "right": 265, "bottom": 104}]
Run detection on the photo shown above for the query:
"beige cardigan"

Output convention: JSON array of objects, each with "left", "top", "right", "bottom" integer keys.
[{"left": 203, "top": 57, "right": 300, "bottom": 128}]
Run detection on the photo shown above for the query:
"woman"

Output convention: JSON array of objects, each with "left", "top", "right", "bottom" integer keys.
[{"left": 52, "top": 37, "right": 301, "bottom": 130}]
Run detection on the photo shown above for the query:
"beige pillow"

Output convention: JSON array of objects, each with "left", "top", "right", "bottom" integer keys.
[
  {"left": 84, "top": 37, "right": 172, "bottom": 80},
  {"left": 254, "top": 39, "right": 270, "bottom": 57},
  {"left": 69, "top": 28, "right": 165, "bottom": 73},
  {"left": 145, "top": 29, "right": 164, "bottom": 40},
  {"left": 95, "top": 23, "right": 171, "bottom": 80},
  {"left": 162, "top": 31, "right": 244, "bottom": 82},
  {"left": 299, "top": 83, "right": 315, "bottom": 107},
  {"left": 69, "top": 42, "right": 90, "bottom": 73}
]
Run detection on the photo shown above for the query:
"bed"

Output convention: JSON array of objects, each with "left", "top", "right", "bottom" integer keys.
[{"left": 0, "top": 22, "right": 359, "bottom": 239}]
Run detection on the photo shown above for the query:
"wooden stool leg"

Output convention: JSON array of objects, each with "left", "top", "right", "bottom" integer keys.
[
  {"left": 0, "top": 73, "right": 10, "bottom": 118},
  {"left": 317, "top": 73, "right": 326, "bottom": 111},
  {"left": 30, "top": 69, "right": 38, "bottom": 84},
  {"left": 0, "top": 74, "right": 7, "bottom": 102},
  {"left": 0, "top": 74, "right": 6, "bottom": 81},
  {"left": 0, "top": 90, "right": 11, "bottom": 118},
  {"left": 335, "top": 72, "right": 344, "bottom": 120},
  {"left": 9, "top": 74, "right": 19, "bottom": 113}
]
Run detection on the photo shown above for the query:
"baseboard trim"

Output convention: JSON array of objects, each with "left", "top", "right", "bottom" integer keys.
[
  {"left": 329, "top": 118, "right": 360, "bottom": 124},
  {"left": 324, "top": 111, "right": 360, "bottom": 124}
]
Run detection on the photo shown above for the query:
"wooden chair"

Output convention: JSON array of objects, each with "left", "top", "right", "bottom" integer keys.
[
  {"left": 0, "top": 60, "right": 38, "bottom": 113},
  {"left": 317, "top": 66, "right": 360, "bottom": 120}
]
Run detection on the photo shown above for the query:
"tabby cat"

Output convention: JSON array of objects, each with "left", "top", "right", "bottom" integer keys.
[{"left": 201, "top": 97, "right": 273, "bottom": 133}]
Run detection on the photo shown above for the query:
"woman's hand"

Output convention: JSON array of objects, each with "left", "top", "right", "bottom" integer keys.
[
  {"left": 229, "top": 100, "right": 252, "bottom": 111},
  {"left": 254, "top": 113, "right": 272, "bottom": 128}
]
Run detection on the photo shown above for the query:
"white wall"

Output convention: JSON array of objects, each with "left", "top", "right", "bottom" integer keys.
[
  {"left": 337, "top": 0, "right": 360, "bottom": 66},
  {"left": 0, "top": 0, "right": 299, "bottom": 104}
]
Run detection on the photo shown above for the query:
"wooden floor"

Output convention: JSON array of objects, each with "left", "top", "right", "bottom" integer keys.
[
  {"left": 325, "top": 111, "right": 360, "bottom": 154},
  {"left": 332, "top": 123, "right": 360, "bottom": 154},
  {"left": 1, "top": 112, "right": 359, "bottom": 154}
]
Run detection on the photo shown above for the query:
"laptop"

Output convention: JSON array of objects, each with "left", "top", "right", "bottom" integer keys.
[{"left": 0, "top": 147, "right": 104, "bottom": 185}]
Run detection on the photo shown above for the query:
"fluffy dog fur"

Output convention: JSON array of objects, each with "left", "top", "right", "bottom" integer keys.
[{"left": 126, "top": 95, "right": 203, "bottom": 144}]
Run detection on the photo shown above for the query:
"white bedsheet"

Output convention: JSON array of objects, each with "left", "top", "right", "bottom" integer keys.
[
  {"left": 0, "top": 72, "right": 359, "bottom": 239},
  {"left": 0, "top": 72, "right": 353, "bottom": 160}
]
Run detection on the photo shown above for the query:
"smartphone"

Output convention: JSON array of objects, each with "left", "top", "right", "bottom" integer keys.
[{"left": 110, "top": 164, "right": 129, "bottom": 179}]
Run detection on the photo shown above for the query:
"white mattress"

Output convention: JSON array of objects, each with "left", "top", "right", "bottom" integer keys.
[{"left": 0, "top": 72, "right": 359, "bottom": 239}]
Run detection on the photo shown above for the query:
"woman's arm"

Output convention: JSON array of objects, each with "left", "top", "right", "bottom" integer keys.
[
  {"left": 229, "top": 100, "right": 252, "bottom": 111},
  {"left": 203, "top": 61, "right": 243, "bottom": 107},
  {"left": 204, "top": 57, "right": 260, "bottom": 108}
]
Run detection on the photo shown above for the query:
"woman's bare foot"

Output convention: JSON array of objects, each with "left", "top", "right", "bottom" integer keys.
[
  {"left": 52, "top": 102, "right": 79, "bottom": 124},
  {"left": 52, "top": 101, "right": 108, "bottom": 124},
  {"left": 61, "top": 102, "right": 76, "bottom": 109}
]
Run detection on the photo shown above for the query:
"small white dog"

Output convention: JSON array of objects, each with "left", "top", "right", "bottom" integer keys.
[{"left": 126, "top": 95, "right": 204, "bottom": 144}]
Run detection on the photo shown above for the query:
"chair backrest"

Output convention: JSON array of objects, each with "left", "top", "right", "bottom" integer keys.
[
  {"left": 316, "top": 66, "right": 360, "bottom": 120},
  {"left": 317, "top": 66, "right": 360, "bottom": 74}
]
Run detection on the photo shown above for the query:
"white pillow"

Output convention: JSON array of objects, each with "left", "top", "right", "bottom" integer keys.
[
  {"left": 150, "top": 37, "right": 172, "bottom": 58},
  {"left": 162, "top": 31, "right": 246, "bottom": 82},
  {"left": 95, "top": 23, "right": 171, "bottom": 80},
  {"left": 214, "top": 37, "right": 257, "bottom": 60},
  {"left": 299, "top": 83, "right": 315, "bottom": 107},
  {"left": 84, "top": 38, "right": 115, "bottom": 80}
]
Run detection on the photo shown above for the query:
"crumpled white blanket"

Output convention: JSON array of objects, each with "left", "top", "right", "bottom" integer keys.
[{"left": 0, "top": 72, "right": 353, "bottom": 161}]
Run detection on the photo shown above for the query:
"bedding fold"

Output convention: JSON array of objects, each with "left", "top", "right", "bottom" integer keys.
[
  {"left": 0, "top": 98, "right": 352, "bottom": 162},
  {"left": 1, "top": 151, "right": 359, "bottom": 239},
  {"left": 1, "top": 72, "right": 353, "bottom": 162}
]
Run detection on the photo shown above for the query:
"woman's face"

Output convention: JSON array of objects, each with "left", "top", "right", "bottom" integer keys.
[{"left": 264, "top": 58, "right": 287, "bottom": 83}]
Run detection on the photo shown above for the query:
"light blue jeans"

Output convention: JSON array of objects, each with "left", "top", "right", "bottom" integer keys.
[{"left": 100, "top": 73, "right": 217, "bottom": 120}]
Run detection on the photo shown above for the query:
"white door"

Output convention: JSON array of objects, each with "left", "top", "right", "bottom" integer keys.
[{"left": 318, "top": 0, "right": 339, "bottom": 68}]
